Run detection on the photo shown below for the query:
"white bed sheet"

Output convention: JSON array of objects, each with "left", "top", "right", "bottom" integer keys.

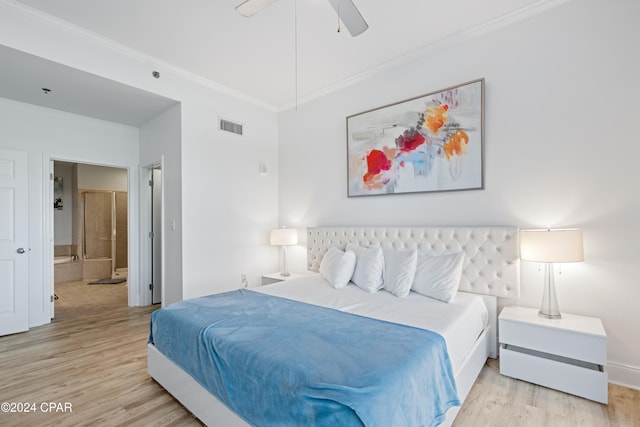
[{"left": 254, "top": 273, "right": 489, "bottom": 374}]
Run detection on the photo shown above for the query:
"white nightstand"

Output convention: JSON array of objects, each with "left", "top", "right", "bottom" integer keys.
[
  {"left": 498, "top": 306, "right": 607, "bottom": 403},
  {"left": 261, "top": 272, "right": 312, "bottom": 286}
]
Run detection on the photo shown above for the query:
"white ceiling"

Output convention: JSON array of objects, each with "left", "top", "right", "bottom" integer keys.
[
  {"left": 13, "top": 0, "right": 559, "bottom": 110},
  {"left": 0, "top": 44, "right": 178, "bottom": 126}
]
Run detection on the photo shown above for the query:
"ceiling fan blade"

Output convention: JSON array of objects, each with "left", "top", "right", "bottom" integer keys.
[
  {"left": 327, "top": 0, "right": 369, "bottom": 37},
  {"left": 235, "top": 0, "right": 278, "bottom": 17}
]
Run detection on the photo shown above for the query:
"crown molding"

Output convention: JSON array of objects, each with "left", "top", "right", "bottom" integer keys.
[
  {"left": 277, "top": 0, "right": 572, "bottom": 111},
  {"left": 1, "top": 0, "right": 570, "bottom": 114},
  {"left": 0, "top": 0, "right": 278, "bottom": 112}
]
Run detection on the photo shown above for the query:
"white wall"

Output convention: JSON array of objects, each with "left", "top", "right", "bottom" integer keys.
[
  {"left": 76, "top": 164, "right": 127, "bottom": 191},
  {"left": 278, "top": 0, "right": 640, "bottom": 388},
  {"left": 179, "top": 95, "right": 280, "bottom": 297},
  {"left": 0, "top": 97, "right": 140, "bottom": 327},
  {"left": 0, "top": 1, "right": 279, "bottom": 314},
  {"left": 53, "top": 162, "right": 74, "bottom": 245},
  {"left": 140, "top": 104, "right": 183, "bottom": 306}
]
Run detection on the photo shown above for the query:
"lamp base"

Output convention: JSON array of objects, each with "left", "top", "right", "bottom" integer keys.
[
  {"left": 538, "top": 310, "right": 561, "bottom": 320},
  {"left": 538, "top": 262, "right": 562, "bottom": 319},
  {"left": 279, "top": 246, "right": 290, "bottom": 277}
]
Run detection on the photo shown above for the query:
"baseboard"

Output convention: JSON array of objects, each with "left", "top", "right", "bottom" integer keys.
[{"left": 608, "top": 361, "right": 640, "bottom": 390}]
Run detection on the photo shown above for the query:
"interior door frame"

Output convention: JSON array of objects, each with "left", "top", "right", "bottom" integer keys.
[
  {"left": 140, "top": 157, "right": 164, "bottom": 307},
  {"left": 44, "top": 155, "right": 141, "bottom": 320},
  {"left": 151, "top": 167, "right": 162, "bottom": 304}
]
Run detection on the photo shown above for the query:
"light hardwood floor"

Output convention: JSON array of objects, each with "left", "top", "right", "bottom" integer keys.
[
  {"left": 455, "top": 358, "right": 639, "bottom": 426},
  {"left": 53, "top": 279, "right": 128, "bottom": 320},
  {"left": 1, "top": 301, "right": 638, "bottom": 426}
]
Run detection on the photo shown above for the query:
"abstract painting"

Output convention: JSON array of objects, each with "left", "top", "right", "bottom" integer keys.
[{"left": 347, "top": 79, "right": 484, "bottom": 197}]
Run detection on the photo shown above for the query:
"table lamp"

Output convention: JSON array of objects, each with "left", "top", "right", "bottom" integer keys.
[
  {"left": 520, "top": 228, "right": 584, "bottom": 319},
  {"left": 270, "top": 227, "right": 298, "bottom": 276}
]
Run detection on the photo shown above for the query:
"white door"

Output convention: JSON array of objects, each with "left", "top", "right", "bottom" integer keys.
[{"left": 0, "top": 149, "right": 29, "bottom": 336}]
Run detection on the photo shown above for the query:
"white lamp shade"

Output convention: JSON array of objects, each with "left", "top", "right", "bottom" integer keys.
[
  {"left": 520, "top": 229, "right": 584, "bottom": 263},
  {"left": 270, "top": 228, "right": 298, "bottom": 246}
]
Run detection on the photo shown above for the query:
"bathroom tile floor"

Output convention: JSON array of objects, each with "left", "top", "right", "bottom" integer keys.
[{"left": 53, "top": 279, "right": 128, "bottom": 321}]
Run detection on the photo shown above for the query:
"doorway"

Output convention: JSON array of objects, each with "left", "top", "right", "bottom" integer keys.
[
  {"left": 150, "top": 166, "right": 162, "bottom": 305},
  {"left": 52, "top": 161, "right": 129, "bottom": 320}
]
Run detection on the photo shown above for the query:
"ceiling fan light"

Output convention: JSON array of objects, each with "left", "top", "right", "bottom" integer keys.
[{"left": 235, "top": 0, "right": 278, "bottom": 17}]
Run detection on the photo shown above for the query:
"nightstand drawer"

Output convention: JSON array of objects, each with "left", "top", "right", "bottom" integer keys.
[
  {"left": 501, "top": 344, "right": 608, "bottom": 403},
  {"left": 500, "top": 320, "right": 606, "bottom": 365}
]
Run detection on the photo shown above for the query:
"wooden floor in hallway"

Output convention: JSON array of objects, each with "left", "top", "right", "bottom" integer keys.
[{"left": 53, "top": 279, "right": 128, "bottom": 320}]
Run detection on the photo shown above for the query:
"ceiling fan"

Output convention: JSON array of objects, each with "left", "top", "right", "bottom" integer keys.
[{"left": 235, "top": 0, "right": 369, "bottom": 37}]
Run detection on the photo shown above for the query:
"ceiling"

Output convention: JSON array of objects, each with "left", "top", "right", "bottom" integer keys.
[
  {"left": 0, "top": 44, "right": 178, "bottom": 126},
  {"left": 9, "top": 0, "right": 559, "bottom": 111}
]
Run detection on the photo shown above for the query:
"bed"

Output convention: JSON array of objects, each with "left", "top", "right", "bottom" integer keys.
[{"left": 148, "top": 226, "right": 520, "bottom": 426}]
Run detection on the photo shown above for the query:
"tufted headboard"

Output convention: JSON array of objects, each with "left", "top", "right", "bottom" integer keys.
[{"left": 307, "top": 226, "right": 520, "bottom": 299}]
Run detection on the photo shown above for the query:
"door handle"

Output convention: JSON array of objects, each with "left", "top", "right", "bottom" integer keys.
[{"left": 17, "top": 248, "right": 26, "bottom": 254}]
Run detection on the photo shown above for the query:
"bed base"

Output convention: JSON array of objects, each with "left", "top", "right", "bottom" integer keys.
[
  {"left": 148, "top": 343, "right": 249, "bottom": 426},
  {"left": 148, "top": 224, "right": 518, "bottom": 426},
  {"left": 148, "top": 294, "right": 495, "bottom": 427}
]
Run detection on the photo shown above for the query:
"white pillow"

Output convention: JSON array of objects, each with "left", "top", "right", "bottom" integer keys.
[
  {"left": 383, "top": 248, "right": 418, "bottom": 297},
  {"left": 346, "top": 243, "right": 384, "bottom": 293},
  {"left": 412, "top": 252, "right": 465, "bottom": 303},
  {"left": 319, "top": 247, "right": 356, "bottom": 289}
]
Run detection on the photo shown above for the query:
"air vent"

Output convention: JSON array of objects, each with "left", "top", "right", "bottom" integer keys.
[{"left": 219, "top": 118, "right": 243, "bottom": 136}]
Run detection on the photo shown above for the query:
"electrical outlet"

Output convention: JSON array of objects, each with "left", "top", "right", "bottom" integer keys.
[{"left": 241, "top": 274, "right": 248, "bottom": 288}]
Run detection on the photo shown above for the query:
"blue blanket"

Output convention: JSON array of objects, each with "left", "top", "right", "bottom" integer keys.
[{"left": 149, "top": 290, "right": 459, "bottom": 426}]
